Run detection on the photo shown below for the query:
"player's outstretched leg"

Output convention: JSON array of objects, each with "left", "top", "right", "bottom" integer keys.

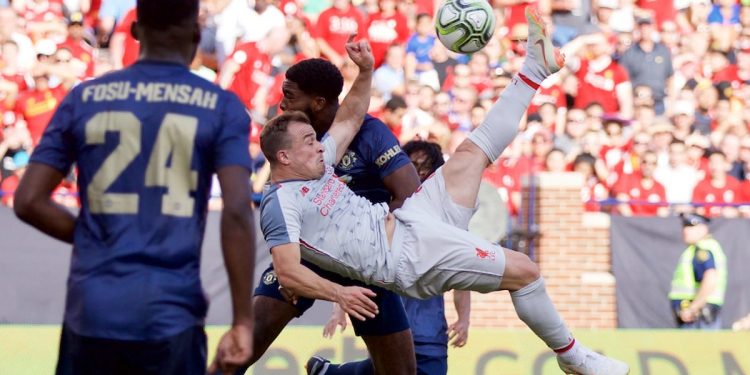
[
  {"left": 441, "top": 6, "right": 564, "bottom": 209},
  {"left": 500, "top": 249, "right": 630, "bottom": 375}
]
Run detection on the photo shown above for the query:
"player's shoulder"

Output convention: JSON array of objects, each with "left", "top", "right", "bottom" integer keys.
[{"left": 356, "top": 114, "right": 393, "bottom": 138}]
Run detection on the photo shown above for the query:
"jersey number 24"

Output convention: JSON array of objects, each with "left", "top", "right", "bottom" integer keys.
[{"left": 86, "top": 111, "right": 198, "bottom": 217}]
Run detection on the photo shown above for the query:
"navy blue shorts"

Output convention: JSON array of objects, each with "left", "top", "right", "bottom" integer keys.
[
  {"left": 416, "top": 353, "right": 448, "bottom": 375},
  {"left": 56, "top": 325, "right": 207, "bottom": 375},
  {"left": 254, "top": 259, "right": 410, "bottom": 336}
]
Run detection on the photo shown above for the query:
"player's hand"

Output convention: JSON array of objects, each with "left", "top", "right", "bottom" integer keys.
[
  {"left": 447, "top": 318, "right": 470, "bottom": 348},
  {"left": 323, "top": 303, "right": 348, "bottom": 338},
  {"left": 278, "top": 285, "right": 298, "bottom": 305},
  {"left": 335, "top": 286, "right": 378, "bottom": 321},
  {"left": 208, "top": 323, "right": 253, "bottom": 375},
  {"left": 345, "top": 34, "right": 374, "bottom": 72}
]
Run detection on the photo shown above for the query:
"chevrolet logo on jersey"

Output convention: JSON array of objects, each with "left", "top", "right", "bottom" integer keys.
[{"left": 338, "top": 150, "right": 358, "bottom": 171}]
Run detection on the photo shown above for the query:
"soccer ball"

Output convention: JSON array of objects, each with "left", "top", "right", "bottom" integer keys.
[{"left": 435, "top": 0, "right": 496, "bottom": 54}]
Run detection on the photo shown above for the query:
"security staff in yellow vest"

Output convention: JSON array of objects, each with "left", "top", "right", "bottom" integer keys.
[{"left": 669, "top": 213, "right": 728, "bottom": 329}]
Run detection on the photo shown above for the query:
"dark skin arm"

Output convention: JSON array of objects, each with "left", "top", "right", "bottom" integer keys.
[
  {"left": 13, "top": 163, "right": 76, "bottom": 244},
  {"left": 383, "top": 163, "right": 421, "bottom": 211},
  {"left": 210, "top": 166, "right": 257, "bottom": 374}
]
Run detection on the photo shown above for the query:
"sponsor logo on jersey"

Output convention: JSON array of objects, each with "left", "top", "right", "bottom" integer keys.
[
  {"left": 300, "top": 186, "right": 309, "bottom": 196},
  {"left": 375, "top": 145, "right": 402, "bottom": 167},
  {"left": 263, "top": 271, "right": 277, "bottom": 285}
]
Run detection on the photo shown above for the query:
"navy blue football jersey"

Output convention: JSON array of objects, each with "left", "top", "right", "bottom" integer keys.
[
  {"left": 30, "top": 60, "right": 252, "bottom": 340},
  {"left": 332, "top": 114, "right": 410, "bottom": 203}
]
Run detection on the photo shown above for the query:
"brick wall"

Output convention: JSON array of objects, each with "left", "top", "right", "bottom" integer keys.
[{"left": 444, "top": 172, "right": 617, "bottom": 329}]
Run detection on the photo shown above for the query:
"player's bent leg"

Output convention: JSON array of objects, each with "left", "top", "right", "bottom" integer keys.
[
  {"left": 499, "top": 250, "right": 629, "bottom": 375},
  {"left": 362, "top": 329, "right": 416, "bottom": 375},
  {"left": 442, "top": 6, "right": 565, "bottom": 209},
  {"left": 441, "top": 141, "right": 489, "bottom": 209}
]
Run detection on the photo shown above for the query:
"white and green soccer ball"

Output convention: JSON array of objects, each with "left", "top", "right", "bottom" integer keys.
[{"left": 435, "top": 0, "right": 496, "bottom": 54}]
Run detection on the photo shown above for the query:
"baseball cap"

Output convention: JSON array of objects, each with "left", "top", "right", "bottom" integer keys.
[
  {"left": 685, "top": 133, "right": 710, "bottom": 149},
  {"left": 680, "top": 212, "right": 710, "bottom": 227},
  {"left": 68, "top": 11, "right": 84, "bottom": 25}
]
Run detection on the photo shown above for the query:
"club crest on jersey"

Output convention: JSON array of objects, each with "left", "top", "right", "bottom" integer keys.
[
  {"left": 475, "top": 247, "right": 496, "bottom": 261},
  {"left": 300, "top": 186, "right": 310, "bottom": 196},
  {"left": 263, "top": 271, "right": 277, "bottom": 285},
  {"left": 337, "top": 150, "right": 358, "bottom": 171}
]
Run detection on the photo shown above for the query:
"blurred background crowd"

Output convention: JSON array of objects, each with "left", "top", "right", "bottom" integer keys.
[{"left": 2, "top": 0, "right": 750, "bottom": 224}]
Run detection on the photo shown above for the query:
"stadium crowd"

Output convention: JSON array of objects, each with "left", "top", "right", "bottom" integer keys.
[{"left": 2, "top": 0, "right": 750, "bottom": 221}]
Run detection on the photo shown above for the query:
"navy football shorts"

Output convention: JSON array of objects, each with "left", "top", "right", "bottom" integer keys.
[{"left": 56, "top": 325, "right": 206, "bottom": 375}]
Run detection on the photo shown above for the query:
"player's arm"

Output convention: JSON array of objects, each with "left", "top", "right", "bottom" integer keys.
[
  {"left": 14, "top": 163, "right": 76, "bottom": 244},
  {"left": 217, "top": 166, "right": 256, "bottom": 327},
  {"left": 14, "top": 93, "right": 76, "bottom": 243},
  {"left": 326, "top": 36, "right": 374, "bottom": 164},
  {"left": 210, "top": 166, "right": 256, "bottom": 374},
  {"left": 272, "top": 243, "right": 379, "bottom": 321},
  {"left": 383, "top": 164, "right": 421, "bottom": 210},
  {"left": 448, "top": 290, "right": 471, "bottom": 348}
]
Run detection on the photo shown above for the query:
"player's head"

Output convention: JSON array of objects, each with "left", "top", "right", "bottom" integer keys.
[
  {"left": 281, "top": 58, "right": 344, "bottom": 126},
  {"left": 680, "top": 212, "right": 710, "bottom": 244},
  {"left": 261, "top": 111, "right": 326, "bottom": 179},
  {"left": 132, "top": 0, "right": 201, "bottom": 65},
  {"left": 402, "top": 140, "right": 444, "bottom": 182}
]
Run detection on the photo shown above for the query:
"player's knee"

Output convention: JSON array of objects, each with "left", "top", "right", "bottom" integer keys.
[
  {"left": 518, "top": 256, "right": 541, "bottom": 285},
  {"left": 507, "top": 251, "right": 541, "bottom": 288}
]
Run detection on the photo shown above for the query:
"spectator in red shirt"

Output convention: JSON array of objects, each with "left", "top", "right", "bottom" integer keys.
[
  {"left": 573, "top": 152, "right": 610, "bottom": 212},
  {"left": 315, "top": 0, "right": 367, "bottom": 67},
  {"left": 17, "top": 0, "right": 66, "bottom": 40},
  {"left": 563, "top": 31, "right": 633, "bottom": 118},
  {"left": 57, "top": 12, "right": 96, "bottom": 78},
  {"left": 613, "top": 150, "right": 668, "bottom": 216},
  {"left": 109, "top": 7, "right": 138, "bottom": 70},
  {"left": 381, "top": 95, "right": 407, "bottom": 138},
  {"left": 495, "top": 0, "right": 540, "bottom": 32},
  {"left": 14, "top": 47, "right": 76, "bottom": 147},
  {"left": 218, "top": 28, "right": 290, "bottom": 114},
  {"left": 693, "top": 150, "right": 742, "bottom": 218},
  {"left": 637, "top": 0, "right": 676, "bottom": 28},
  {"left": 366, "top": 0, "right": 409, "bottom": 67},
  {"left": 483, "top": 149, "right": 524, "bottom": 217},
  {"left": 685, "top": 133, "right": 711, "bottom": 182}
]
